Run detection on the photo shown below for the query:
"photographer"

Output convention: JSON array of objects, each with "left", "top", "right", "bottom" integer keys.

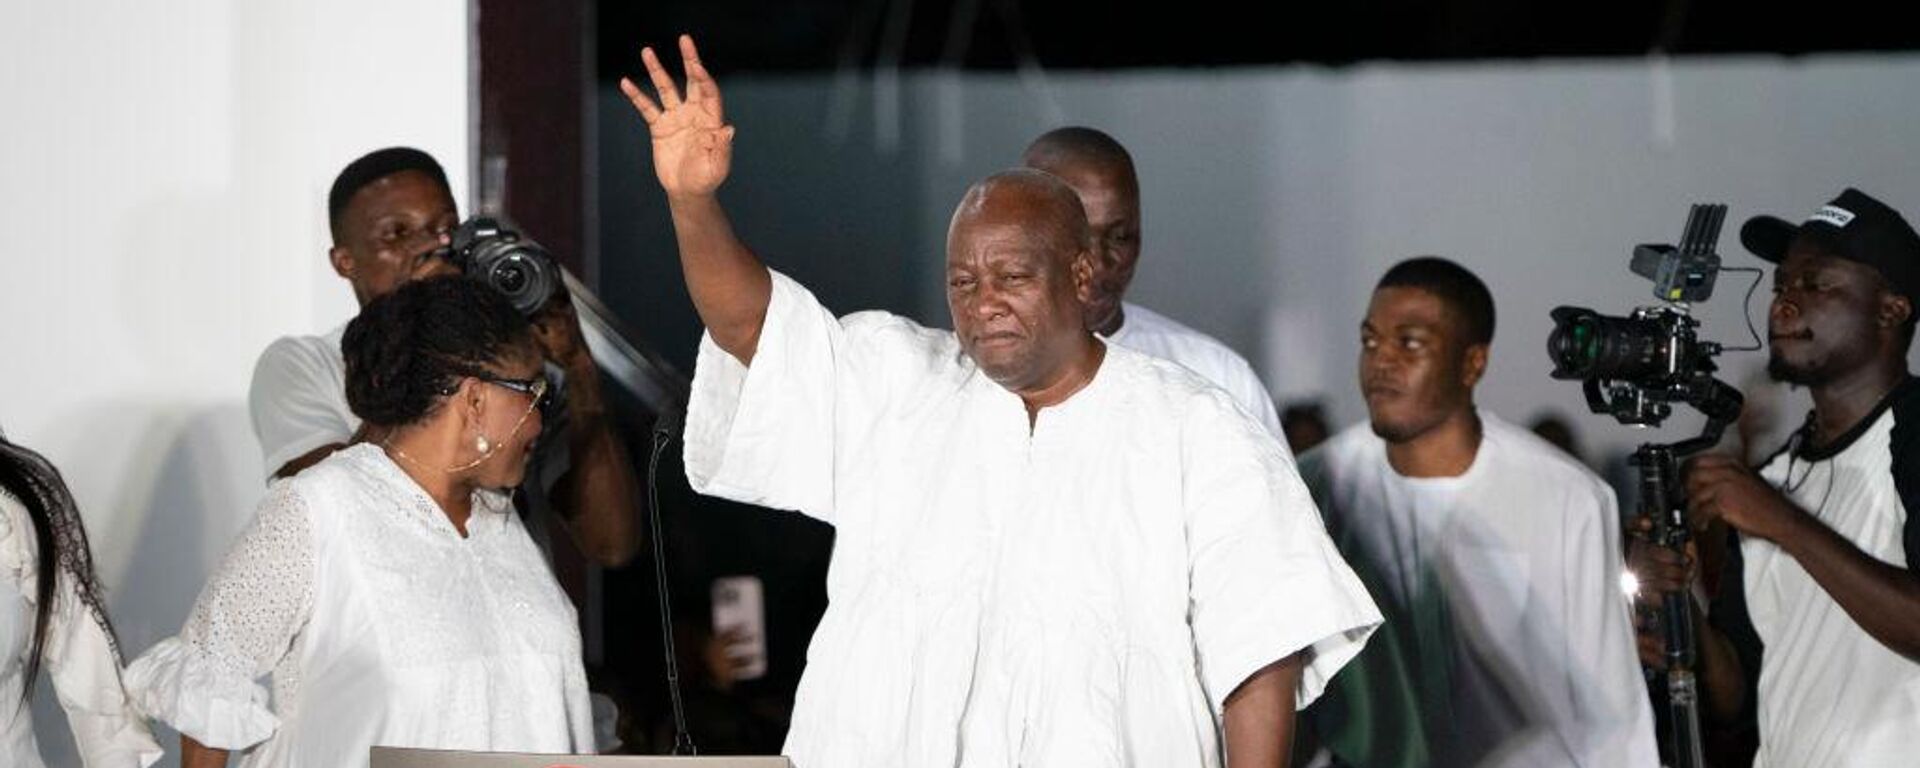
[
  {"left": 1637, "top": 188, "right": 1920, "bottom": 766},
  {"left": 247, "top": 147, "right": 641, "bottom": 567}
]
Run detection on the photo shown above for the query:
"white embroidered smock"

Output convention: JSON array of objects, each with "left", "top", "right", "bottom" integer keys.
[
  {"left": 684, "top": 270, "right": 1381, "bottom": 767},
  {"left": 1104, "top": 301, "right": 1285, "bottom": 443},
  {"left": 124, "top": 444, "right": 593, "bottom": 766}
]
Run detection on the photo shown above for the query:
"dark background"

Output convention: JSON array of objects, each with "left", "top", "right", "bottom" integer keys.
[{"left": 598, "top": 0, "right": 1919, "bottom": 77}]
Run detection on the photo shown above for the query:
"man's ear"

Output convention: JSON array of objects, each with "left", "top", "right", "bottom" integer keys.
[
  {"left": 1879, "top": 291, "right": 1913, "bottom": 333},
  {"left": 329, "top": 245, "right": 355, "bottom": 280},
  {"left": 1071, "top": 247, "right": 1097, "bottom": 306},
  {"left": 1462, "top": 342, "right": 1491, "bottom": 389}
]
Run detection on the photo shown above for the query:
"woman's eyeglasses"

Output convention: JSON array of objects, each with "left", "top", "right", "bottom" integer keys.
[{"left": 472, "top": 370, "right": 550, "bottom": 407}]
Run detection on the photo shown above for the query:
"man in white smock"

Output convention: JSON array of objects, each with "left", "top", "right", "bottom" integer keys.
[
  {"left": 618, "top": 36, "right": 1380, "bottom": 768},
  {"left": 1299, "top": 257, "right": 1656, "bottom": 767},
  {"left": 1021, "top": 127, "right": 1285, "bottom": 440}
]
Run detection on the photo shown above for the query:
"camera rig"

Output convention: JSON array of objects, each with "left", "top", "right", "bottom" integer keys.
[{"left": 1544, "top": 203, "right": 1759, "bottom": 768}]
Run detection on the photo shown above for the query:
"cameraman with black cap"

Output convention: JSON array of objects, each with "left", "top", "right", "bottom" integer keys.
[
  {"left": 247, "top": 147, "right": 642, "bottom": 567},
  {"left": 1638, "top": 188, "right": 1920, "bottom": 766}
]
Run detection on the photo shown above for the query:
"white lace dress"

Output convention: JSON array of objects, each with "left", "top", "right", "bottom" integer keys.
[
  {"left": 124, "top": 444, "right": 593, "bottom": 766},
  {"left": 1, "top": 490, "right": 162, "bottom": 768}
]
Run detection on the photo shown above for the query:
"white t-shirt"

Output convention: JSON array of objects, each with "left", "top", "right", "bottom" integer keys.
[
  {"left": 684, "top": 270, "right": 1380, "bottom": 768},
  {"left": 1104, "top": 301, "right": 1285, "bottom": 442},
  {"left": 124, "top": 444, "right": 595, "bottom": 766},
  {"left": 249, "top": 324, "right": 358, "bottom": 478},
  {"left": 1741, "top": 378, "right": 1920, "bottom": 768},
  {"left": 0, "top": 491, "right": 161, "bottom": 768},
  {"left": 1299, "top": 413, "right": 1658, "bottom": 767}
]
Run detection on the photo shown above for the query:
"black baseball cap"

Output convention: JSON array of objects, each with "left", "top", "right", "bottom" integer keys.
[{"left": 1739, "top": 187, "right": 1920, "bottom": 300}]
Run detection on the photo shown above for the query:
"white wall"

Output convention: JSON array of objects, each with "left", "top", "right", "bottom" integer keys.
[{"left": 0, "top": 3, "right": 468, "bottom": 764}]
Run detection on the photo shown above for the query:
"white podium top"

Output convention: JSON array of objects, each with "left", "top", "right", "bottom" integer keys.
[{"left": 370, "top": 748, "right": 791, "bottom": 768}]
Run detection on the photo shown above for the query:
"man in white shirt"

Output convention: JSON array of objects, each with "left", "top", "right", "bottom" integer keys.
[
  {"left": 1300, "top": 257, "right": 1657, "bottom": 767},
  {"left": 1637, "top": 188, "right": 1920, "bottom": 766},
  {"left": 620, "top": 36, "right": 1380, "bottom": 767},
  {"left": 247, "top": 147, "right": 642, "bottom": 566},
  {"left": 1021, "top": 127, "right": 1284, "bottom": 438}
]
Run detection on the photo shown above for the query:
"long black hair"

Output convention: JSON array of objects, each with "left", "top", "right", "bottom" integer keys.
[{"left": 0, "top": 434, "right": 118, "bottom": 701}]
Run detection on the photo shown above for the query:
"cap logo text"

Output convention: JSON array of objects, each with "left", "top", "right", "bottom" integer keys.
[{"left": 1808, "top": 205, "right": 1856, "bottom": 228}]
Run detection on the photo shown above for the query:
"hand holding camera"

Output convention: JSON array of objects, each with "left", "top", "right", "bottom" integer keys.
[{"left": 439, "top": 215, "right": 597, "bottom": 384}]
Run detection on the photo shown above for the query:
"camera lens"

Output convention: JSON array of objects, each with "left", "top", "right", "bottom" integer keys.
[
  {"left": 1549, "top": 313, "right": 1602, "bottom": 370},
  {"left": 1548, "top": 306, "right": 1672, "bottom": 381},
  {"left": 452, "top": 216, "right": 560, "bottom": 315},
  {"left": 493, "top": 259, "right": 529, "bottom": 294}
]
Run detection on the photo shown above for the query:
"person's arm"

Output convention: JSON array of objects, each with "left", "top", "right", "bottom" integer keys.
[
  {"left": 123, "top": 483, "right": 317, "bottom": 755},
  {"left": 1696, "top": 597, "right": 1751, "bottom": 722},
  {"left": 1626, "top": 524, "right": 1751, "bottom": 724},
  {"left": 40, "top": 565, "right": 164, "bottom": 766},
  {"left": 1182, "top": 399, "right": 1381, "bottom": 764},
  {"left": 179, "top": 735, "right": 227, "bottom": 768},
  {"left": 273, "top": 424, "right": 392, "bottom": 481},
  {"left": 530, "top": 294, "right": 643, "bottom": 567},
  {"left": 1224, "top": 653, "right": 1304, "bottom": 768},
  {"left": 271, "top": 444, "right": 343, "bottom": 480},
  {"left": 250, "top": 337, "right": 363, "bottom": 480},
  {"left": 1687, "top": 454, "right": 1920, "bottom": 660},
  {"left": 618, "top": 34, "right": 771, "bottom": 364}
]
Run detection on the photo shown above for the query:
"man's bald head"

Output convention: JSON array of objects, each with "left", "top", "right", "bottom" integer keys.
[
  {"left": 945, "top": 169, "right": 1099, "bottom": 396},
  {"left": 1020, "top": 127, "right": 1143, "bottom": 336},
  {"left": 950, "top": 168, "right": 1093, "bottom": 263},
  {"left": 1022, "top": 126, "right": 1138, "bottom": 184}
]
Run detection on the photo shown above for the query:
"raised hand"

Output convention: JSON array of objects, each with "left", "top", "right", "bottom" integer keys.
[
  {"left": 617, "top": 34, "right": 771, "bottom": 362},
  {"left": 620, "top": 35, "right": 733, "bottom": 198}
]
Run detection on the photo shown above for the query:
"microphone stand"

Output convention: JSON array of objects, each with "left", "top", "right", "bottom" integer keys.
[
  {"left": 650, "top": 410, "right": 696, "bottom": 756},
  {"left": 561, "top": 267, "right": 699, "bottom": 754}
]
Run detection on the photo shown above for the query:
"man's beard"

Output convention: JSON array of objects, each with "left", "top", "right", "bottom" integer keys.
[
  {"left": 1368, "top": 415, "right": 1423, "bottom": 444},
  {"left": 1767, "top": 351, "right": 1823, "bottom": 387}
]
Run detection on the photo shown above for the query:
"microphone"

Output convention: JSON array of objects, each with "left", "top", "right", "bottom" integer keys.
[
  {"left": 645, "top": 404, "right": 696, "bottom": 755},
  {"left": 652, "top": 407, "right": 684, "bottom": 443}
]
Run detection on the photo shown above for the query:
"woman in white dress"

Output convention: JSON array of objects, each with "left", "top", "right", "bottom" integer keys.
[
  {"left": 1, "top": 433, "right": 162, "bottom": 767},
  {"left": 126, "top": 276, "right": 595, "bottom": 766}
]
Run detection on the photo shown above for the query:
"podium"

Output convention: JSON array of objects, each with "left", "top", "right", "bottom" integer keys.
[{"left": 370, "top": 748, "right": 791, "bottom": 768}]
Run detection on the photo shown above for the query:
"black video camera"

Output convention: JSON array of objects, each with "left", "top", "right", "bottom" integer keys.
[
  {"left": 1547, "top": 204, "right": 1743, "bottom": 428},
  {"left": 1549, "top": 204, "right": 1764, "bottom": 768},
  {"left": 441, "top": 216, "right": 561, "bottom": 316}
]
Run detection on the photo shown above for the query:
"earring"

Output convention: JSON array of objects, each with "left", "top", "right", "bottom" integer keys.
[{"left": 476, "top": 434, "right": 491, "bottom": 454}]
